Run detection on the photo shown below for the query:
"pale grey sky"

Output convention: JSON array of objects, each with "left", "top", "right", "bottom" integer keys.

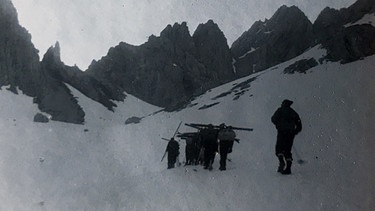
[{"left": 12, "top": 0, "right": 356, "bottom": 70}]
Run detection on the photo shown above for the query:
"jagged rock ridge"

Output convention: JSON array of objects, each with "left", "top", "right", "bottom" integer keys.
[
  {"left": 86, "top": 20, "right": 235, "bottom": 109},
  {"left": 231, "top": 5, "right": 315, "bottom": 76},
  {"left": 0, "top": 0, "right": 374, "bottom": 123}
]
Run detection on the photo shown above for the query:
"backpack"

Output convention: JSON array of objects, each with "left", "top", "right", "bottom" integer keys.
[{"left": 218, "top": 128, "right": 236, "bottom": 141}]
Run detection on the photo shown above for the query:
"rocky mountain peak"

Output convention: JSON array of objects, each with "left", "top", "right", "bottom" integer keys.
[
  {"left": 268, "top": 5, "right": 312, "bottom": 33},
  {"left": 160, "top": 22, "right": 190, "bottom": 40},
  {"left": 192, "top": 19, "right": 235, "bottom": 84},
  {"left": 43, "top": 42, "right": 62, "bottom": 65},
  {"left": 193, "top": 19, "right": 226, "bottom": 41},
  {"left": 272, "top": 5, "right": 305, "bottom": 21},
  {"left": 231, "top": 5, "right": 314, "bottom": 76}
]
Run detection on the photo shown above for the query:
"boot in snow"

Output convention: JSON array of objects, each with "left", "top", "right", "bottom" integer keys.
[
  {"left": 277, "top": 154, "right": 286, "bottom": 173},
  {"left": 282, "top": 160, "right": 292, "bottom": 175}
]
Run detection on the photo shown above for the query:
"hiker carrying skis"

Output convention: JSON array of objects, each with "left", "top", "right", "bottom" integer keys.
[
  {"left": 218, "top": 124, "right": 236, "bottom": 171},
  {"left": 271, "top": 99, "right": 302, "bottom": 175},
  {"left": 201, "top": 124, "right": 219, "bottom": 170},
  {"left": 165, "top": 138, "right": 180, "bottom": 169}
]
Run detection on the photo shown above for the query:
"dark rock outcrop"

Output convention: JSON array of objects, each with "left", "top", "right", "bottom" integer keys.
[
  {"left": 319, "top": 25, "right": 375, "bottom": 63},
  {"left": 314, "top": 0, "right": 375, "bottom": 63},
  {"left": 37, "top": 43, "right": 85, "bottom": 124},
  {"left": 33, "top": 113, "right": 49, "bottom": 123},
  {"left": 231, "top": 5, "right": 315, "bottom": 76},
  {"left": 192, "top": 20, "right": 236, "bottom": 87},
  {"left": 0, "top": 0, "right": 85, "bottom": 124},
  {"left": 341, "top": 0, "right": 375, "bottom": 24},
  {"left": 45, "top": 43, "right": 120, "bottom": 111},
  {"left": 284, "top": 58, "right": 319, "bottom": 74},
  {"left": 0, "top": 0, "right": 40, "bottom": 96},
  {"left": 125, "top": 116, "right": 142, "bottom": 125}
]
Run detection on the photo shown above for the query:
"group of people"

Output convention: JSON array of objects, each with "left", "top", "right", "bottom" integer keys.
[
  {"left": 165, "top": 123, "right": 237, "bottom": 171},
  {"left": 165, "top": 99, "right": 302, "bottom": 175}
]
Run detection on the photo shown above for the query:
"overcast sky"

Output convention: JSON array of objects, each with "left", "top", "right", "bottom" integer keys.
[{"left": 12, "top": 0, "right": 356, "bottom": 70}]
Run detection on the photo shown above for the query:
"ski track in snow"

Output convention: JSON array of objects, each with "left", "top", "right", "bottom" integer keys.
[{"left": 1, "top": 46, "right": 375, "bottom": 210}]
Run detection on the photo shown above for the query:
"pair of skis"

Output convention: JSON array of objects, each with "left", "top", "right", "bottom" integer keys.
[{"left": 185, "top": 123, "right": 253, "bottom": 132}]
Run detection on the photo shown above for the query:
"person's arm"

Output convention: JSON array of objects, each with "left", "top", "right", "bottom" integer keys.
[
  {"left": 295, "top": 114, "right": 302, "bottom": 134},
  {"left": 271, "top": 108, "right": 281, "bottom": 127}
]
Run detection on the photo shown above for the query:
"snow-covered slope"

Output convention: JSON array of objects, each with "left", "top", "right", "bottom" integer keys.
[{"left": 0, "top": 45, "right": 374, "bottom": 210}]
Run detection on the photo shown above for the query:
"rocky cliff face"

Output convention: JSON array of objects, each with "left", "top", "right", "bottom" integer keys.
[
  {"left": 45, "top": 43, "right": 119, "bottom": 111},
  {"left": 231, "top": 5, "right": 315, "bottom": 76},
  {"left": 37, "top": 43, "right": 85, "bottom": 124},
  {"left": 314, "top": 0, "right": 375, "bottom": 63},
  {"left": 0, "top": 0, "right": 40, "bottom": 96},
  {"left": 86, "top": 23, "right": 193, "bottom": 109},
  {"left": 0, "top": 0, "right": 85, "bottom": 124},
  {"left": 192, "top": 20, "right": 236, "bottom": 87},
  {"left": 87, "top": 20, "right": 234, "bottom": 109},
  {"left": 231, "top": 0, "right": 375, "bottom": 74}
]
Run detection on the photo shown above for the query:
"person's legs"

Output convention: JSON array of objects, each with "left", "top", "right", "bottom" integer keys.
[
  {"left": 220, "top": 152, "right": 227, "bottom": 170},
  {"left": 208, "top": 152, "right": 215, "bottom": 170},
  {"left": 168, "top": 154, "right": 177, "bottom": 169},
  {"left": 281, "top": 132, "right": 295, "bottom": 175},
  {"left": 276, "top": 132, "right": 287, "bottom": 173},
  {"left": 277, "top": 153, "right": 286, "bottom": 173}
]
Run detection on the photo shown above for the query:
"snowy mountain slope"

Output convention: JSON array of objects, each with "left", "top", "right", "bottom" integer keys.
[
  {"left": 345, "top": 13, "right": 375, "bottom": 27},
  {"left": 0, "top": 45, "right": 375, "bottom": 210},
  {"left": 163, "top": 45, "right": 375, "bottom": 210}
]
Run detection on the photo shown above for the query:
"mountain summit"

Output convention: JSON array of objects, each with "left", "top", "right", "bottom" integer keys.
[
  {"left": 86, "top": 20, "right": 235, "bottom": 109},
  {"left": 231, "top": 5, "right": 315, "bottom": 76}
]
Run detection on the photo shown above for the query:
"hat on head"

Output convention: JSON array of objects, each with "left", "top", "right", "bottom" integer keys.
[{"left": 282, "top": 99, "right": 293, "bottom": 106}]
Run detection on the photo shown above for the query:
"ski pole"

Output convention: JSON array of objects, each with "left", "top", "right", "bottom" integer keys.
[
  {"left": 161, "top": 151, "right": 167, "bottom": 162},
  {"left": 172, "top": 121, "right": 182, "bottom": 138}
]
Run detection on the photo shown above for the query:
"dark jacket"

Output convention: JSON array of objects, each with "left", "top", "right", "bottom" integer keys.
[
  {"left": 202, "top": 128, "right": 218, "bottom": 152},
  {"left": 166, "top": 139, "right": 180, "bottom": 156},
  {"left": 271, "top": 103, "right": 302, "bottom": 134}
]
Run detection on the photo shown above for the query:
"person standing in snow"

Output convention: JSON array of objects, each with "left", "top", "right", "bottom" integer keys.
[
  {"left": 184, "top": 137, "right": 195, "bottom": 165},
  {"left": 201, "top": 124, "right": 219, "bottom": 170},
  {"left": 192, "top": 133, "right": 202, "bottom": 165},
  {"left": 166, "top": 138, "right": 180, "bottom": 169},
  {"left": 271, "top": 99, "right": 302, "bottom": 175},
  {"left": 217, "top": 124, "right": 236, "bottom": 171}
]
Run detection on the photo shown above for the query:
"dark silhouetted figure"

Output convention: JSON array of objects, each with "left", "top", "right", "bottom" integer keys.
[
  {"left": 185, "top": 137, "right": 196, "bottom": 165},
  {"left": 193, "top": 134, "right": 203, "bottom": 165},
  {"left": 201, "top": 125, "right": 218, "bottom": 170},
  {"left": 197, "top": 134, "right": 205, "bottom": 165},
  {"left": 166, "top": 138, "right": 180, "bottom": 169},
  {"left": 218, "top": 124, "right": 236, "bottom": 171},
  {"left": 271, "top": 99, "right": 302, "bottom": 175}
]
